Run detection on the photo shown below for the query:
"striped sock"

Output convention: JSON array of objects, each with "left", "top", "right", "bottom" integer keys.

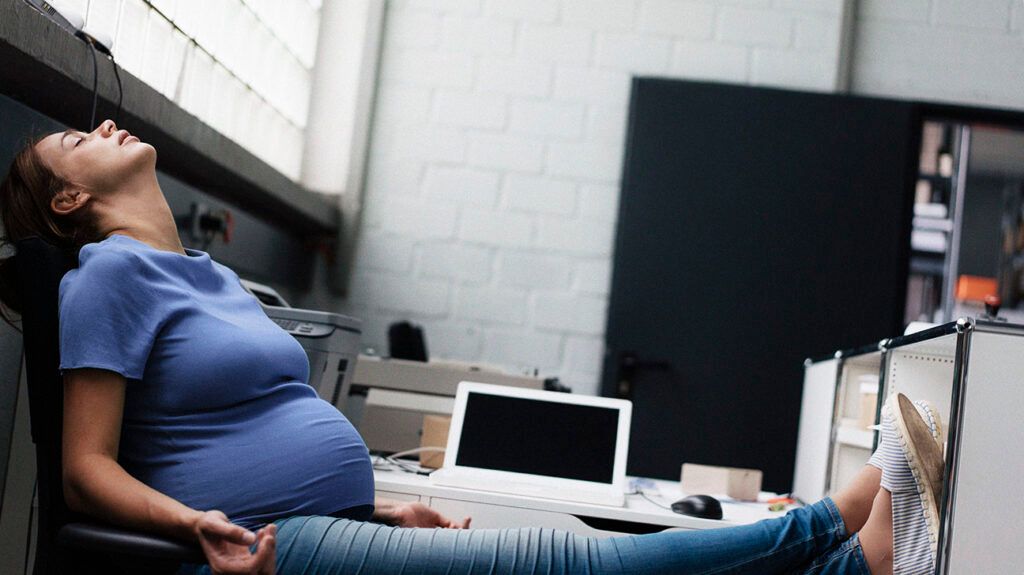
[{"left": 869, "top": 398, "right": 942, "bottom": 575}]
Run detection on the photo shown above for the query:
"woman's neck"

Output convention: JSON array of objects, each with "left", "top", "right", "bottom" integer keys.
[{"left": 95, "top": 172, "right": 186, "bottom": 255}]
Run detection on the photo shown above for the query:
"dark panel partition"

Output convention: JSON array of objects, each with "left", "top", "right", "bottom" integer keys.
[{"left": 603, "top": 79, "right": 918, "bottom": 491}]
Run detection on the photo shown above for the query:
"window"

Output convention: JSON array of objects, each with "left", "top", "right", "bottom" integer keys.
[{"left": 64, "top": 0, "right": 322, "bottom": 180}]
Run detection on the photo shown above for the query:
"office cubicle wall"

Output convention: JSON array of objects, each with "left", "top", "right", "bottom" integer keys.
[
  {"left": 939, "top": 328, "right": 1024, "bottom": 573},
  {"left": 791, "top": 357, "right": 837, "bottom": 503}
]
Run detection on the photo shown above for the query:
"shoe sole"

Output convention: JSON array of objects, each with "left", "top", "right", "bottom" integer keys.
[{"left": 890, "top": 393, "right": 945, "bottom": 555}]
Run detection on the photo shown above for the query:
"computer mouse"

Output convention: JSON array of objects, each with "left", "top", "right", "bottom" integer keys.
[{"left": 671, "top": 494, "right": 723, "bottom": 520}]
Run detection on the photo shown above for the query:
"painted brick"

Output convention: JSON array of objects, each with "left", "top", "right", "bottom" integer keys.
[
  {"left": 353, "top": 232, "right": 416, "bottom": 273},
  {"left": 433, "top": 90, "right": 508, "bottom": 129},
  {"left": 374, "top": 125, "right": 466, "bottom": 163},
  {"left": 498, "top": 251, "right": 573, "bottom": 290},
  {"left": 546, "top": 141, "right": 625, "bottom": 182},
  {"left": 376, "top": 275, "right": 452, "bottom": 316},
  {"left": 483, "top": 329, "right": 563, "bottom": 370},
  {"left": 714, "top": 0, "right": 772, "bottom": 6},
  {"left": 418, "top": 242, "right": 493, "bottom": 283},
  {"left": 387, "top": 8, "right": 443, "bottom": 48},
  {"left": 561, "top": 0, "right": 638, "bottom": 31},
  {"left": 637, "top": 1, "right": 716, "bottom": 39},
  {"left": 573, "top": 259, "right": 613, "bottom": 295},
  {"left": 423, "top": 166, "right": 501, "bottom": 206},
  {"left": 348, "top": 272, "right": 451, "bottom": 316},
  {"left": 509, "top": 100, "right": 587, "bottom": 139},
  {"left": 752, "top": 48, "right": 837, "bottom": 91},
  {"left": 578, "top": 183, "right": 620, "bottom": 223},
  {"left": 373, "top": 86, "right": 434, "bottom": 127},
  {"left": 595, "top": 33, "right": 672, "bottom": 74},
  {"left": 458, "top": 208, "right": 535, "bottom": 247},
  {"left": 717, "top": 7, "right": 794, "bottom": 47},
  {"left": 477, "top": 59, "right": 554, "bottom": 97},
  {"left": 365, "top": 156, "right": 425, "bottom": 197},
  {"left": 420, "top": 321, "right": 485, "bottom": 360},
  {"left": 857, "top": 0, "right": 929, "bottom": 22},
  {"left": 773, "top": 0, "right": 844, "bottom": 15},
  {"left": 586, "top": 105, "right": 629, "bottom": 144},
  {"left": 487, "top": 0, "right": 560, "bottom": 23},
  {"left": 932, "top": 0, "right": 1012, "bottom": 30},
  {"left": 441, "top": 15, "right": 517, "bottom": 56},
  {"left": 553, "top": 66, "right": 632, "bottom": 105},
  {"left": 851, "top": 20, "right": 1024, "bottom": 110},
  {"left": 794, "top": 16, "right": 839, "bottom": 51},
  {"left": 467, "top": 133, "right": 546, "bottom": 172},
  {"left": 380, "top": 49, "right": 475, "bottom": 89},
  {"left": 345, "top": 272, "right": 385, "bottom": 306},
  {"left": 456, "top": 286, "right": 529, "bottom": 324},
  {"left": 536, "top": 217, "right": 615, "bottom": 256},
  {"left": 533, "top": 293, "right": 607, "bottom": 335},
  {"left": 563, "top": 336, "right": 605, "bottom": 375},
  {"left": 518, "top": 24, "right": 595, "bottom": 65},
  {"left": 400, "top": 0, "right": 482, "bottom": 16},
  {"left": 503, "top": 174, "right": 578, "bottom": 215},
  {"left": 380, "top": 198, "right": 460, "bottom": 239},
  {"left": 668, "top": 40, "right": 750, "bottom": 83}
]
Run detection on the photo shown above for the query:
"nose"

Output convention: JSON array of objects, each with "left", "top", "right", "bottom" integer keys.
[{"left": 95, "top": 119, "right": 116, "bottom": 136}]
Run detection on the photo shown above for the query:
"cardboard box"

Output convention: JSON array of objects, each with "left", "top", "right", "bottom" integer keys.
[
  {"left": 681, "top": 463, "right": 763, "bottom": 501},
  {"left": 419, "top": 415, "right": 451, "bottom": 469}
]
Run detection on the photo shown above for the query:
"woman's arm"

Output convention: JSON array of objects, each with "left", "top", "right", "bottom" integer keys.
[
  {"left": 372, "top": 496, "right": 471, "bottom": 529},
  {"left": 62, "top": 368, "right": 202, "bottom": 540},
  {"left": 62, "top": 368, "right": 275, "bottom": 573}
]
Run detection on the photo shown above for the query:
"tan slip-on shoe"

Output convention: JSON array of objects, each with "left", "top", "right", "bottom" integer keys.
[{"left": 891, "top": 393, "right": 946, "bottom": 547}]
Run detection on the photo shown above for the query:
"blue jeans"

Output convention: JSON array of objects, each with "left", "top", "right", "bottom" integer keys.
[{"left": 184, "top": 498, "right": 869, "bottom": 574}]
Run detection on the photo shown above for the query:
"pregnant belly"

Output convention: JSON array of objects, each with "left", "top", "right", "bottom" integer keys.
[{"left": 132, "top": 393, "right": 375, "bottom": 527}]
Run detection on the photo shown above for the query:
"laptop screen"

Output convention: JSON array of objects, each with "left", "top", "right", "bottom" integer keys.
[{"left": 455, "top": 391, "right": 621, "bottom": 484}]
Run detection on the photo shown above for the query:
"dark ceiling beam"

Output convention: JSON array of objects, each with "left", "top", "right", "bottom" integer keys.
[{"left": 0, "top": 0, "right": 339, "bottom": 237}]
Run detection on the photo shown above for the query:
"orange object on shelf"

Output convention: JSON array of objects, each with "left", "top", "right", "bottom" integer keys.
[{"left": 955, "top": 275, "right": 998, "bottom": 302}]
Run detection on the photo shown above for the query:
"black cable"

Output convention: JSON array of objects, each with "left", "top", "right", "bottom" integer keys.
[
  {"left": 111, "top": 56, "right": 123, "bottom": 124},
  {"left": 87, "top": 41, "right": 99, "bottom": 128}
]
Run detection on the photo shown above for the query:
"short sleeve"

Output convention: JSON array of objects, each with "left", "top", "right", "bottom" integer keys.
[{"left": 58, "top": 247, "right": 164, "bottom": 380}]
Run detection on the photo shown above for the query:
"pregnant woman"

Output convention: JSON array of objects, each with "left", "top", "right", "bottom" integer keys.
[{"left": 0, "top": 120, "right": 945, "bottom": 574}]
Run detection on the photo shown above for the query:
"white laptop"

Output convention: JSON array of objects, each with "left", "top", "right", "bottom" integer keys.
[{"left": 430, "top": 382, "right": 632, "bottom": 507}]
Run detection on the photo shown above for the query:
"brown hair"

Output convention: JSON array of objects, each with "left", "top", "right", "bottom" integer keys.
[{"left": 0, "top": 135, "right": 99, "bottom": 317}]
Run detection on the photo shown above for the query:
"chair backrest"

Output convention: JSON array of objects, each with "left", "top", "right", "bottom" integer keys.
[{"left": 13, "top": 237, "right": 79, "bottom": 574}]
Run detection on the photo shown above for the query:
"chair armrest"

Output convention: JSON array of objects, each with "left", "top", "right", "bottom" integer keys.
[{"left": 57, "top": 522, "right": 206, "bottom": 563}]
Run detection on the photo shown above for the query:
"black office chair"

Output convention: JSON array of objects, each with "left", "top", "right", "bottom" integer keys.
[{"left": 14, "top": 237, "right": 205, "bottom": 574}]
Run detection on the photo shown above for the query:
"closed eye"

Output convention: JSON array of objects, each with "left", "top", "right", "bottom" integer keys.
[{"left": 74, "top": 137, "right": 83, "bottom": 148}]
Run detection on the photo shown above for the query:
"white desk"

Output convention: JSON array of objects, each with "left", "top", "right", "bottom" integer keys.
[{"left": 374, "top": 469, "right": 787, "bottom": 538}]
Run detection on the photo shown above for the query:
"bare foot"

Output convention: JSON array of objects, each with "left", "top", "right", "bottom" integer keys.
[
  {"left": 857, "top": 488, "right": 894, "bottom": 575},
  {"left": 831, "top": 465, "right": 882, "bottom": 534}
]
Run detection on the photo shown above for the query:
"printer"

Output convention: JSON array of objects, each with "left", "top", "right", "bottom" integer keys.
[
  {"left": 347, "top": 356, "right": 545, "bottom": 453},
  {"left": 241, "top": 280, "right": 550, "bottom": 455},
  {"left": 241, "top": 279, "right": 362, "bottom": 409}
]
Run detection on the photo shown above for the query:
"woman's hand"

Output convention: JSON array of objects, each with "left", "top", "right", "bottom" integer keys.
[
  {"left": 194, "top": 510, "right": 276, "bottom": 575},
  {"left": 374, "top": 498, "right": 471, "bottom": 529}
]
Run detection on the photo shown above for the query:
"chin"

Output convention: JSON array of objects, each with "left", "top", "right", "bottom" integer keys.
[{"left": 135, "top": 142, "right": 158, "bottom": 165}]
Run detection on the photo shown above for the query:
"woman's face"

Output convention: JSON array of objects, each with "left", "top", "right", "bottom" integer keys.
[{"left": 34, "top": 119, "right": 155, "bottom": 196}]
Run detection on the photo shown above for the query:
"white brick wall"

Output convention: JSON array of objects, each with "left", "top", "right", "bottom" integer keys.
[
  {"left": 337, "top": 0, "right": 849, "bottom": 395},
  {"left": 852, "top": 0, "right": 1024, "bottom": 110}
]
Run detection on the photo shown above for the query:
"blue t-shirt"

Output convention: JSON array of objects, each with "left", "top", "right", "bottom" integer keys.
[{"left": 58, "top": 234, "right": 374, "bottom": 529}]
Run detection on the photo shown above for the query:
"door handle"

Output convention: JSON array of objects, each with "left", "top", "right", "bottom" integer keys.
[{"left": 615, "top": 351, "right": 671, "bottom": 399}]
